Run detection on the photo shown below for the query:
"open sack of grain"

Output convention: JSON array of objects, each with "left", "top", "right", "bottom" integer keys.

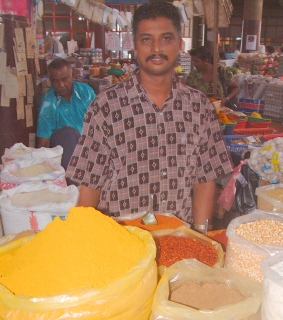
[
  {"left": 0, "top": 158, "right": 66, "bottom": 190},
  {"left": 225, "top": 210, "right": 283, "bottom": 282},
  {"left": 261, "top": 251, "right": 283, "bottom": 320},
  {"left": 150, "top": 259, "right": 262, "bottom": 320},
  {"left": 256, "top": 183, "right": 283, "bottom": 212},
  {"left": 1, "top": 143, "right": 63, "bottom": 165},
  {"left": 150, "top": 225, "right": 224, "bottom": 276},
  {"left": 0, "top": 207, "right": 157, "bottom": 320},
  {"left": 0, "top": 184, "right": 79, "bottom": 235}
]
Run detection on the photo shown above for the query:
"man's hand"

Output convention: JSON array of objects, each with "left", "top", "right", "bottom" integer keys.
[{"left": 37, "top": 137, "right": 50, "bottom": 148}]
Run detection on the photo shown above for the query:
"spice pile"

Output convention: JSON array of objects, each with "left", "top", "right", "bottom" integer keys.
[
  {"left": 0, "top": 207, "right": 146, "bottom": 296},
  {"left": 155, "top": 235, "right": 218, "bottom": 267},
  {"left": 121, "top": 214, "right": 184, "bottom": 231},
  {"left": 170, "top": 282, "right": 245, "bottom": 310}
]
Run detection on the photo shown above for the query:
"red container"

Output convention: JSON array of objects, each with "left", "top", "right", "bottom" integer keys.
[
  {"left": 235, "top": 119, "right": 247, "bottom": 129},
  {"left": 246, "top": 120, "right": 271, "bottom": 128},
  {"left": 262, "top": 133, "right": 283, "bottom": 141},
  {"left": 234, "top": 127, "right": 275, "bottom": 135}
]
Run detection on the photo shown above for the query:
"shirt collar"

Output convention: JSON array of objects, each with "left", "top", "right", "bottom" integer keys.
[
  {"left": 54, "top": 83, "right": 79, "bottom": 102},
  {"left": 126, "top": 68, "right": 180, "bottom": 103}
]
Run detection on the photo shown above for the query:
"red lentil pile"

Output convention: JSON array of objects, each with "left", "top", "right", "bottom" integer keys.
[{"left": 155, "top": 235, "right": 218, "bottom": 267}]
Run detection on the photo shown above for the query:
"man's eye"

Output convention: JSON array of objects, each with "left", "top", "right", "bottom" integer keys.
[
  {"left": 142, "top": 38, "right": 151, "bottom": 43},
  {"left": 162, "top": 36, "right": 172, "bottom": 42}
]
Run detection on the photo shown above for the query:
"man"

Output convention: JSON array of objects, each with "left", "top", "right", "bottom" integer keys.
[
  {"left": 66, "top": 2, "right": 233, "bottom": 232},
  {"left": 36, "top": 58, "right": 95, "bottom": 172}
]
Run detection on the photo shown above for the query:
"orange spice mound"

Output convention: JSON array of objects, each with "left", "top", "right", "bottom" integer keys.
[
  {"left": 155, "top": 235, "right": 218, "bottom": 267},
  {"left": 121, "top": 214, "right": 185, "bottom": 231}
]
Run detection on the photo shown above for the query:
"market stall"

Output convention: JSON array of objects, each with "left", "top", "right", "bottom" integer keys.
[{"left": 1, "top": 141, "right": 283, "bottom": 319}]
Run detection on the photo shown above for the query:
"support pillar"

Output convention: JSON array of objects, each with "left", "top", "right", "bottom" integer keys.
[{"left": 241, "top": 0, "right": 263, "bottom": 53}]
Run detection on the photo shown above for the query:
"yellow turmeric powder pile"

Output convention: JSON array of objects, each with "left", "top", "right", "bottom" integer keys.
[{"left": 0, "top": 207, "right": 146, "bottom": 297}]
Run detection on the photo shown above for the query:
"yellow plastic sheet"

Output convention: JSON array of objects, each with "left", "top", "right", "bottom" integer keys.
[{"left": 0, "top": 226, "right": 157, "bottom": 320}]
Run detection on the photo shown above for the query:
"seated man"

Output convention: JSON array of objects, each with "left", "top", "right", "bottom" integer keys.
[{"left": 36, "top": 58, "right": 95, "bottom": 176}]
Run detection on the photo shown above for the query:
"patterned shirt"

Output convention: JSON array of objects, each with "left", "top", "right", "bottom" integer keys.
[
  {"left": 66, "top": 69, "right": 233, "bottom": 223},
  {"left": 186, "top": 66, "right": 234, "bottom": 98},
  {"left": 37, "top": 81, "right": 95, "bottom": 139}
]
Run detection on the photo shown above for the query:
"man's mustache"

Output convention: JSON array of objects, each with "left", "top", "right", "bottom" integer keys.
[{"left": 146, "top": 54, "right": 168, "bottom": 62}]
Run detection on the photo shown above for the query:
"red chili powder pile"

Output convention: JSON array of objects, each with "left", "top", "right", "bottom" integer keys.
[{"left": 155, "top": 235, "right": 218, "bottom": 267}]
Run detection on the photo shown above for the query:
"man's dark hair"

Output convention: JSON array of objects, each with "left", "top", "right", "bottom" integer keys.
[
  {"left": 189, "top": 46, "right": 213, "bottom": 64},
  {"left": 266, "top": 45, "right": 275, "bottom": 54},
  {"left": 132, "top": 1, "right": 181, "bottom": 41},
  {"left": 47, "top": 58, "right": 72, "bottom": 76}
]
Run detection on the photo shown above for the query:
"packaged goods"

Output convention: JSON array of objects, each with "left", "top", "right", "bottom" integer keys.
[
  {"left": 256, "top": 183, "right": 283, "bottom": 212},
  {"left": 0, "top": 158, "right": 66, "bottom": 190},
  {"left": 1, "top": 143, "right": 63, "bottom": 165},
  {"left": 248, "top": 137, "right": 283, "bottom": 184},
  {"left": 225, "top": 210, "right": 283, "bottom": 282},
  {"left": 0, "top": 184, "right": 79, "bottom": 235},
  {"left": 150, "top": 259, "right": 262, "bottom": 320},
  {"left": 261, "top": 252, "right": 283, "bottom": 320},
  {"left": 0, "top": 207, "right": 157, "bottom": 319}
]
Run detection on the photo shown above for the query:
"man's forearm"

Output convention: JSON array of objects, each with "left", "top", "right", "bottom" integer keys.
[
  {"left": 77, "top": 185, "right": 101, "bottom": 208},
  {"left": 192, "top": 180, "right": 216, "bottom": 226}
]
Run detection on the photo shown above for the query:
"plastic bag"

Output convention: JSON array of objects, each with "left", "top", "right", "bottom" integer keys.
[
  {"left": 0, "top": 158, "right": 66, "bottom": 190},
  {"left": 0, "top": 226, "right": 157, "bottom": 319},
  {"left": 218, "top": 160, "right": 247, "bottom": 212},
  {"left": 1, "top": 143, "right": 63, "bottom": 165},
  {"left": 225, "top": 210, "right": 283, "bottom": 282},
  {"left": 261, "top": 252, "right": 283, "bottom": 320},
  {"left": 0, "top": 184, "right": 79, "bottom": 235},
  {"left": 150, "top": 259, "right": 262, "bottom": 320},
  {"left": 230, "top": 163, "right": 259, "bottom": 214}
]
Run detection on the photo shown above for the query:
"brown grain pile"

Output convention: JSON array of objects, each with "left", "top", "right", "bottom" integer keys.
[{"left": 170, "top": 282, "right": 245, "bottom": 309}]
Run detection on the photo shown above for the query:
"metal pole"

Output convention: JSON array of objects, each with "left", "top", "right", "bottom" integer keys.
[{"left": 213, "top": 0, "right": 219, "bottom": 96}]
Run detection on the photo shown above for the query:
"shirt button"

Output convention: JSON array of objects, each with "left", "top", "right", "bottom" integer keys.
[{"left": 162, "top": 172, "right": 167, "bottom": 176}]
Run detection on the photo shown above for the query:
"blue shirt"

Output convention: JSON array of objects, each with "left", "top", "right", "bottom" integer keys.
[{"left": 36, "top": 81, "right": 95, "bottom": 139}]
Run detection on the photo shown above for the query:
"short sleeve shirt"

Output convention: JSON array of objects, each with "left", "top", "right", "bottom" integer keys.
[
  {"left": 36, "top": 81, "right": 95, "bottom": 138},
  {"left": 186, "top": 66, "right": 234, "bottom": 98},
  {"left": 66, "top": 69, "right": 233, "bottom": 223}
]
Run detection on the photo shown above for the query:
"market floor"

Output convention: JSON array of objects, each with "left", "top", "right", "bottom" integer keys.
[{"left": 213, "top": 119, "right": 283, "bottom": 230}]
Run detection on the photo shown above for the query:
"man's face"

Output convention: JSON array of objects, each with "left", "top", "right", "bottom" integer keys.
[
  {"left": 134, "top": 17, "right": 181, "bottom": 76},
  {"left": 191, "top": 56, "right": 207, "bottom": 72},
  {"left": 49, "top": 66, "right": 73, "bottom": 100}
]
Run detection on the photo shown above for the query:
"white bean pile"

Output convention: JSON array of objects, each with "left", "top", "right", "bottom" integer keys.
[
  {"left": 225, "top": 219, "right": 283, "bottom": 282},
  {"left": 235, "top": 219, "right": 283, "bottom": 245}
]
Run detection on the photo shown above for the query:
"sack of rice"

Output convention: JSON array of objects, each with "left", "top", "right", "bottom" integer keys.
[
  {"left": 0, "top": 158, "right": 66, "bottom": 190},
  {"left": 256, "top": 183, "right": 283, "bottom": 213},
  {"left": 1, "top": 143, "right": 63, "bottom": 165},
  {"left": 0, "top": 183, "right": 79, "bottom": 235},
  {"left": 225, "top": 210, "right": 283, "bottom": 282}
]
